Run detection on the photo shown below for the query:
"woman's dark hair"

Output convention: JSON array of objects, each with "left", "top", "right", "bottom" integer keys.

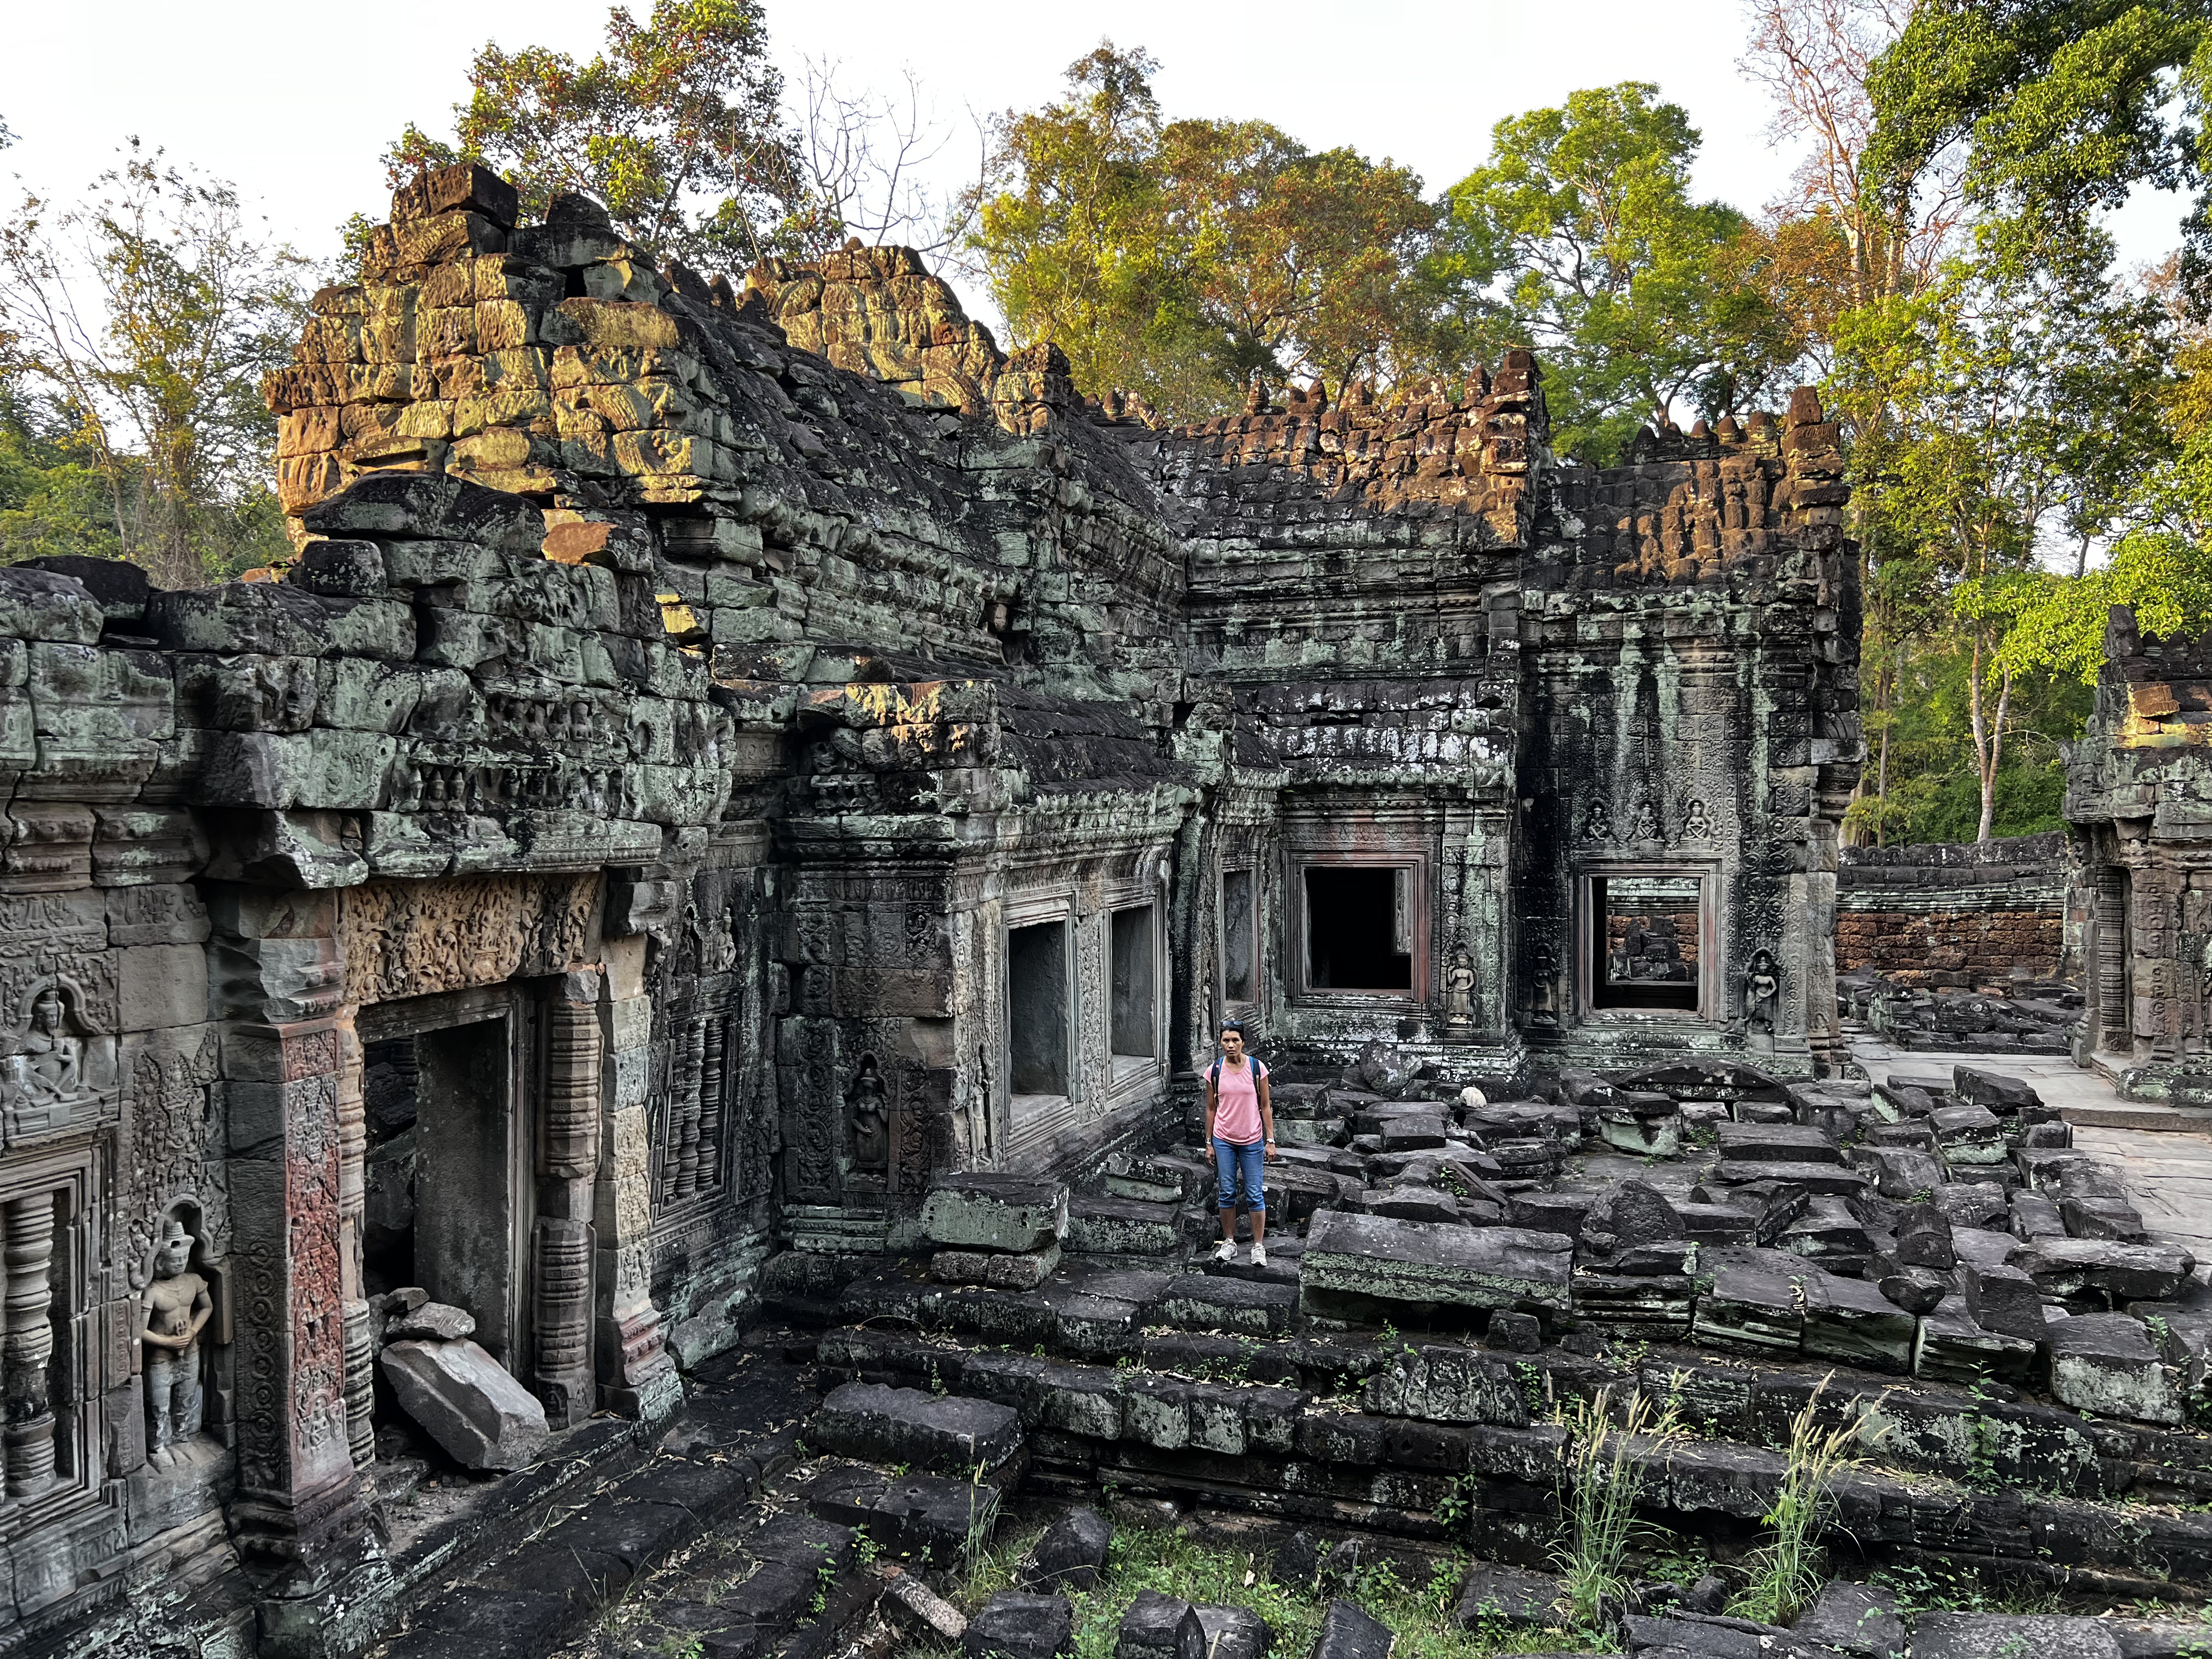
[{"left": 1219, "top": 1019, "right": 1246, "bottom": 1037}]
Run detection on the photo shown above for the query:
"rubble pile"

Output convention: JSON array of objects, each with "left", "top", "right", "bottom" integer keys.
[{"left": 1840, "top": 967, "right": 2082, "bottom": 1053}]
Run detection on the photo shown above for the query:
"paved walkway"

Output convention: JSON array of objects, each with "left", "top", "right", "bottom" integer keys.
[{"left": 1849, "top": 1031, "right": 2212, "bottom": 1270}]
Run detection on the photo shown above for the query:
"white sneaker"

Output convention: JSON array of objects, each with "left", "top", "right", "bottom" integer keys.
[
  {"left": 1250, "top": 1243, "right": 1268, "bottom": 1269},
  {"left": 1212, "top": 1239, "right": 1238, "bottom": 1264}
]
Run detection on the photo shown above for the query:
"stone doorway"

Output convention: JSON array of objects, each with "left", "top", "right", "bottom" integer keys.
[{"left": 357, "top": 988, "right": 534, "bottom": 1451}]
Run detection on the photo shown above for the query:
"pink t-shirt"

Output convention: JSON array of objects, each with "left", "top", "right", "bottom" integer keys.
[{"left": 1212, "top": 1056, "right": 1267, "bottom": 1144}]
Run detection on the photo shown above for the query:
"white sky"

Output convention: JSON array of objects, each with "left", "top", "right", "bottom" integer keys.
[{"left": 3, "top": 0, "right": 2188, "bottom": 324}]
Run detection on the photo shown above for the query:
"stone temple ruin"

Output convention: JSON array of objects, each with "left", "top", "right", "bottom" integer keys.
[{"left": 0, "top": 159, "right": 2205, "bottom": 1657}]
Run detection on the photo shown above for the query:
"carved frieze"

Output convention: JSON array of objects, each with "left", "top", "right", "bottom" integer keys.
[{"left": 338, "top": 874, "right": 600, "bottom": 1006}]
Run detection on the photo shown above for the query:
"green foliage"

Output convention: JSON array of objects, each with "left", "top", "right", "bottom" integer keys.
[
  {"left": 966, "top": 43, "right": 1439, "bottom": 419},
  {"left": 1429, "top": 83, "right": 1799, "bottom": 461},
  {"left": 0, "top": 149, "right": 306, "bottom": 586},
  {"left": 1866, "top": 1, "right": 2205, "bottom": 285},
  {"left": 1551, "top": 1385, "right": 1683, "bottom": 1630},
  {"left": 386, "top": 0, "right": 810, "bottom": 268},
  {"left": 1728, "top": 1379, "right": 1875, "bottom": 1625}
]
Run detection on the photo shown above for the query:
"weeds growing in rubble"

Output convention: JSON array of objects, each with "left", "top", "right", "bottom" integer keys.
[
  {"left": 1551, "top": 1385, "right": 1683, "bottom": 1630},
  {"left": 1729, "top": 1376, "right": 1877, "bottom": 1625}
]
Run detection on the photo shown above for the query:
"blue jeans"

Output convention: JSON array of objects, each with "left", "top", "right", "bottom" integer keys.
[{"left": 1213, "top": 1137, "right": 1266, "bottom": 1212}]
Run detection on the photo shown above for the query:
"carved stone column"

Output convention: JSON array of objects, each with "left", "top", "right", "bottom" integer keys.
[
  {"left": 2098, "top": 863, "right": 2130, "bottom": 1053},
  {"left": 596, "top": 945, "right": 678, "bottom": 1420},
  {"left": 225, "top": 1014, "right": 372, "bottom": 1586},
  {"left": 333, "top": 1016, "right": 373, "bottom": 1470},
  {"left": 2, "top": 1190, "right": 57, "bottom": 1498},
  {"left": 534, "top": 974, "right": 599, "bottom": 1427}
]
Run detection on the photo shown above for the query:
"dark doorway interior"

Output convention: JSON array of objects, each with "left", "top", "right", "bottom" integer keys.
[
  {"left": 1110, "top": 906, "right": 1155, "bottom": 1059},
  {"left": 1305, "top": 867, "right": 1412, "bottom": 990},
  {"left": 1222, "top": 869, "right": 1255, "bottom": 1003},
  {"left": 1592, "top": 875, "right": 1703, "bottom": 1010},
  {"left": 1008, "top": 920, "right": 1070, "bottom": 1095}
]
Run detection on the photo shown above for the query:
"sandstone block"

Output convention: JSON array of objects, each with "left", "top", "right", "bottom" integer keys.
[
  {"left": 1301, "top": 1212, "right": 1572, "bottom": 1313},
  {"left": 380, "top": 1338, "right": 549, "bottom": 1471},
  {"left": 813, "top": 1381, "right": 1021, "bottom": 1475},
  {"left": 1117, "top": 1590, "right": 1204, "bottom": 1659},
  {"left": 922, "top": 1174, "right": 1069, "bottom": 1254},
  {"left": 964, "top": 1591, "right": 1072, "bottom": 1659}
]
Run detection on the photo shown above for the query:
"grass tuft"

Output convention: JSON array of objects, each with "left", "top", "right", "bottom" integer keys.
[
  {"left": 1728, "top": 1375, "right": 1876, "bottom": 1626},
  {"left": 1551, "top": 1385, "right": 1683, "bottom": 1630}
]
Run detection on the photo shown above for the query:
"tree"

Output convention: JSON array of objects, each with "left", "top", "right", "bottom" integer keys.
[
  {"left": 966, "top": 43, "right": 1442, "bottom": 418},
  {"left": 386, "top": 0, "right": 808, "bottom": 269},
  {"left": 0, "top": 147, "right": 307, "bottom": 587},
  {"left": 1865, "top": 0, "right": 2206, "bottom": 291},
  {"left": 1428, "top": 83, "right": 1802, "bottom": 461},
  {"left": 966, "top": 44, "right": 1208, "bottom": 409},
  {"left": 1832, "top": 224, "right": 2172, "bottom": 839}
]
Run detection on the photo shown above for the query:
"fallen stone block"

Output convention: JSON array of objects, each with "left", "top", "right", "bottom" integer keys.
[
  {"left": 1691, "top": 1265, "right": 1805, "bottom": 1354},
  {"left": 922, "top": 1175, "right": 1069, "bottom": 1254},
  {"left": 1953, "top": 1066, "right": 2042, "bottom": 1113},
  {"left": 1066, "top": 1196, "right": 1181, "bottom": 1256},
  {"left": 1301, "top": 1212, "right": 1573, "bottom": 1314},
  {"left": 1908, "top": 1611, "right": 2121, "bottom": 1659},
  {"left": 2060, "top": 1196, "right": 2148, "bottom": 1243},
  {"left": 1715, "top": 1121, "right": 1843, "bottom": 1165},
  {"left": 1117, "top": 1589, "right": 1204, "bottom": 1659},
  {"left": 1802, "top": 1272, "right": 1916, "bottom": 1374},
  {"left": 1894, "top": 1202, "right": 1957, "bottom": 1269},
  {"left": 1913, "top": 1295, "right": 2037, "bottom": 1385},
  {"left": 2046, "top": 1313, "right": 2185, "bottom": 1426},
  {"left": 934, "top": 1245, "right": 1061, "bottom": 1291},
  {"left": 813, "top": 1382, "right": 1022, "bottom": 1475},
  {"left": 1452, "top": 1561, "right": 1563, "bottom": 1630},
  {"left": 1928, "top": 1182, "right": 2009, "bottom": 1232},
  {"left": 1958, "top": 1260, "right": 2049, "bottom": 1344},
  {"left": 1580, "top": 1178, "right": 1684, "bottom": 1253},
  {"left": 879, "top": 1563, "right": 967, "bottom": 1641},
  {"left": 1715, "top": 1160, "right": 1867, "bottom": 1195},
  {"left": 385, "top": 1300, "right": 475, "bottom": 1341},
  {"left": 2012, "top": 1238, "right": 2197, "bottom": 1304},
  {"left": 1019, "top": 1505, "right": 1111, "bottom": 1593},
  {"left": 1932, "top": 1103, "right": 2007, "bottom": 1166},
  {"left": 1312, "top": 1600, "right": 1393, "bottom": 1659},
  {"left": 804, "top": 1465, "right": 1001, "bottom": 1566},
  {"left": 1192, "top": 1605, "right": 1266, "bottom": 1659},
  {"left": 2010, "top": 1188, "right": 2066, "bottom": 1240},
  {"left": 964, "top": 1590, "right": 1072, "bottom": 1659},
  {"left": 1599, "top": 1102, "right": 1682, "bottom": 1158},
  {"left": 380, "top": 1338, "right": 549, "bottom": 1472},
  {"left": 1674, "top": 1202, "right": 1756, "bottom": 1244},
  {"left": 1849, "top": 1145, "right": 1945, "bottom": 1202},
  {"left": 1104, "top": 1153, "right": 1206, "bottom": 1204}
]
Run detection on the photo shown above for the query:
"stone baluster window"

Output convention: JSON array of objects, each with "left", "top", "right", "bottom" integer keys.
[
  {"left": 651, "top": 995, "right": 732, "bottom": 1215},
  {"left": 0, "top": 1164, "right": 92, "bottom": 1524}
]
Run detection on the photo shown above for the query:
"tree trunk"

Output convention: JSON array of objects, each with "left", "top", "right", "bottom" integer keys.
[{"left": 1973, "top": 656, "right": 2011, "bottom": 845}]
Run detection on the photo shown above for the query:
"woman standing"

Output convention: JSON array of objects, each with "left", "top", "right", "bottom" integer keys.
[{"left": 1203, "top": 1020, "right": 1276, "bottom": 1266}]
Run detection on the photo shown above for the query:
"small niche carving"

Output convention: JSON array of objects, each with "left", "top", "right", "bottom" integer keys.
[
  {"left": 2, "top": 977, "right": 116, "bottom": 1143},
  {"left": 139, "top": 1205, "right": 219, "bottom": 1469},
  {"left": 848, "top": 1054, "right": 889, "bottom": 1173}
]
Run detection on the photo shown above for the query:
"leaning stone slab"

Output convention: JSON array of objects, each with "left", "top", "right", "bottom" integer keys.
[
  {"left": 1065, "top": 1195, "right": 1181, "bottom": 1256},
  {"left": 922, "top": 1173, "right": 1069, "bottom": 1254},
  {"left": 1019, "top": 1505, "right": 1111, "bottom": 1593},
  {"left": 380, "top": 1337, "right": 549, "bottom": 1472},
  {"left": 1954, "top": 1066, "right": 2042, "bottom": 1113},
  {"left": 1908, "top": 1612, "right": 2121, "bottom": 1659},
  {"left": 1301, "top": 1212, "right": 1573, "bottom": 1313},
  {"left": 1801, "top": 1272, "right": 1915, "bottom": 1374},
  {"left": 814, "top": 1381, "right": 1022, "bottom": 1475},
  {"left": 1312, "top": 1600, "right": 1394, "bottom": 1659}
]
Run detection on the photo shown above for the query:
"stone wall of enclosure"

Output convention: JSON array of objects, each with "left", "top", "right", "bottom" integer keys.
[
  {"left": 0, "top": 160, "right": 1862, "bottom": 1653},
  {"left": 1838, "top": 833, "right": 2073, "bottom": 982}
]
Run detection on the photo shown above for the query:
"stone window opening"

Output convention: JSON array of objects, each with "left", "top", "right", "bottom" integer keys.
[
  {"left": 0, "top": 1158, "right": 96, "bottom": 1531},
  {"left": 1221, "top": 869, "right": 1257, "bottom": 1006},
  {"left": 1591, "top": 874, "right": 1705, "bottom": 1012},
  {"left": 1303, "top": 866, "right": 1415, "bottom": 992},
  {"left": 1109, "top": 905, "right": 1157, "bottom": 1079},
  {"left": 1006, "top": 920, "right": 1071, "bottom": 1099}
]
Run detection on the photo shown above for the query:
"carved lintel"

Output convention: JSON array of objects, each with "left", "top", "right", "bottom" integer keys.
[{"left": 338, "top": 874, "right": 599, "bottom": 1008}]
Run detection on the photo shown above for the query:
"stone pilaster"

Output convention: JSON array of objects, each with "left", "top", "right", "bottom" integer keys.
[
  {"left": 534, "top": 973, "right": 600, "bottom": 1427},
  {"left": 593, "top": 941, "right": 677, "bottom": 1420}
]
